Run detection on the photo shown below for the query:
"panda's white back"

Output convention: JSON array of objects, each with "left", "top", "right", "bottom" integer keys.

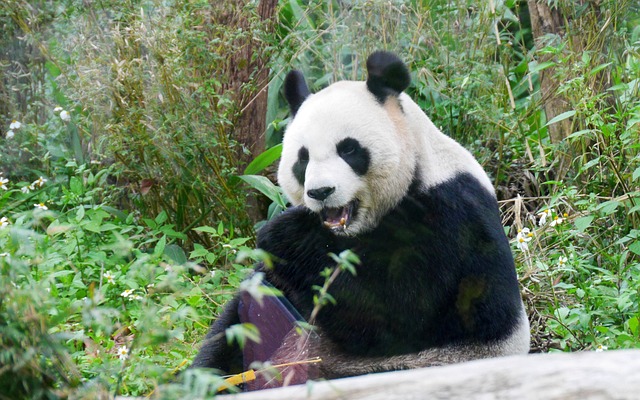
[{"left": 396, "top": 92, "right": 495, "bottom": 195}]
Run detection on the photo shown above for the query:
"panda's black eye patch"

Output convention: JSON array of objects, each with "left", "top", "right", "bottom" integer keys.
[
  {"left": 292, "top": 146, "right": 309, "bottom": 186},
  {"left": 337, "top": 138, "right": 369, "bottom": 176}
]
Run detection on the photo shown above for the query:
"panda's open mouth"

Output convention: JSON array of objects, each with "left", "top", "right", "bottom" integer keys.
[{"left": 321, "top": 200, "right": 359, "bottom": 232}]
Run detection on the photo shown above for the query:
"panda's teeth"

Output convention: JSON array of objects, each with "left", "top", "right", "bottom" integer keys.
[
  {"left": 321, "top": 206, "right": 349, "bottom": 231},
  {"left": 321, "top": 200, "right": 358, "bottom": 233}
]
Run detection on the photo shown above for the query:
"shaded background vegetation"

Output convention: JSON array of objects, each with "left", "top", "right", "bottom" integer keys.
[{"left": 1, "top": 0, "right": 640, "bottom": 398}]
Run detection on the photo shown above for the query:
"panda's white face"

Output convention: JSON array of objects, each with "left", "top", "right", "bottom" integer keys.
[{"left": 278, "top": 81, "right": 416, "bottom": 235}]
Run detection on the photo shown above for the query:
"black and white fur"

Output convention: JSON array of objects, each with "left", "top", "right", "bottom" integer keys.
[{"left": 191, "top": 51, "right": 530, "bottom": 378}]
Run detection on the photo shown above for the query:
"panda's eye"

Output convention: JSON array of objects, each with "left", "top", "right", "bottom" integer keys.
[
  {"left": 339, "top": 143, "right": 356, "bottom": 156},
  {"left": 337, "top": 139, "right": 358, "bottom": 157},
  {"left": 336, "top": 138, "right": 370, "bottom": 176}
]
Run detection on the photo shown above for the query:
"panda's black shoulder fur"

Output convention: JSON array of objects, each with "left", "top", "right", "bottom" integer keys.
[{"left": 257, "top": 172, "right": 523, "bottom": 357}]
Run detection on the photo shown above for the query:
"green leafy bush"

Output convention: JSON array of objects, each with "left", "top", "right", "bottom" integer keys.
[
  {"left": 0, "top": 161, "right": 256, "bottom": 397},
  {"left": 1, "top": 0, "right": 640, "bottom": 398}
]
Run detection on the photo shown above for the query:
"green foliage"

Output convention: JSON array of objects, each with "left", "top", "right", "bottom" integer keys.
[
  {"left": 267, "top": 0, "right": 640, "bottom": 354},
  {"left": 1, "top": 0, "right": 640, "bottom": 397},
  {"left": 512, "top": 182, "right": 640, "bottom": 352},
  {"left": 0, "top": 163, "right": 255, "bottom": 397},
  {"left": 1, "top": 0, "right": 276, "bottom": 250}
]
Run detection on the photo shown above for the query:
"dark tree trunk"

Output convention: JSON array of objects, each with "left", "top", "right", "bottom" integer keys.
[
  {"left": 526, "top": 0, "right": 573, "bottom": 145},
  {"left": 211, "top": 0, "right": 279, "bottom": 164},
  {"left": 209, "top": 0, "right": 279, "bottom": 222}
]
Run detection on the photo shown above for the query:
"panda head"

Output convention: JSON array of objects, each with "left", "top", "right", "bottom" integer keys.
[{"left": 278, "top": 52, "right": 418, "bottom": 236}]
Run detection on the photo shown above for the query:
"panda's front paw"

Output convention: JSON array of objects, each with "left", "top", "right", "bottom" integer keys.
[
  {"left": 256, "top": 206, "right": 336, "bottom": 268},
  {"left": 257, "top": 206, "right": 322, "bottom": 247}
]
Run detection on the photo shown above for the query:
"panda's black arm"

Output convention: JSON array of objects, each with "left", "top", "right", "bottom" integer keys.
[
  {"left": 190, "top": 295, "right": 243, "bottom": 374},
  {"left": 257, "top": 206, "right": 341, "bottom": 276}
]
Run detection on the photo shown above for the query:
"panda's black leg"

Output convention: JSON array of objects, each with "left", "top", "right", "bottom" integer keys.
[{"left": 190, "top": 295, "right": 243, "bottom": 374}]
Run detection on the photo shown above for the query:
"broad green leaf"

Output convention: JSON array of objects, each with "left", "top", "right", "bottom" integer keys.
[
  {"left": 244, "top": 144, "right": 282, "bottom": 175},
  {"left": 155, "top": 211, "right": 168, "bottom": 225},
  {"left": 239, "top": 175, "right": 287, "bottom": 208},
  {"left": 581, "top": 156, "right": 601, "bottom": 171},
  {"left": 76, "top": 206, "right": 85, "bottom": 222},
  {"left": 545, "top": 110, "right": 576, "bottom": 127},
  {"left": 164, "top": 244, "right": 187, "bottom": 265},
  {"left": 633, "top": 166, "right": 640, "bottom": 181},
  {"left": 588, "top": 62, "right": 611, "bottom": 76},
  {"left": 193, "top": 226, "right": 219, "bottom": 235},
  {"left": 629, "top": 241, "right": 640, "bottom": 256},
  {"left": 529, "top": 61, "right": 556, "bottom": 73},
  {"left": 154, "top": 235, "right": 167, "bottom": 257},
  {"left": 45, "top": 60, "right": 61, "bottom": 77},
  {"left": 574, "top": 216, "right": 594, "bottom": 233},
  {"left": 607, "top": 83, "right": 628, "bottom": 91},
  {"left": 566, "top": 129, "right": 595, "bottom": 140},
  {"left": 596, "top": 200, "right": 621, "bottom": 215},
  {"left": 628, "top": 317, "right": 640, "bottom": 336},
  {"left": 102, "top": 205, "right": 127, "bottom": 221}
]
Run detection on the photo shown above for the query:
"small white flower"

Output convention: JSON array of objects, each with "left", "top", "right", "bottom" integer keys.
[
  {"left": 0, "top": 252, "right": 9, "bottom": 257},
  {"left": 34, "top": 203, "right": 48, "bottom": 211},
  {"left": 558, "top": 256, "right": 568, "bottom": 267},
  {"left": 20, "top": 186, "right": 30, "bottom": 194},
  {"left": 0, "top": 177, "right": 8, "bottom": 190},
  {"left": 538, "top": 209, "right": 553, "bottom": 226},
  {"left": 210, "top": 270, "right": 216, "bottom": 278},
  {"left": 595, "top": 344, "right": 607, "bottom": 352},
  {"left": 516, "top": 228, "right": 533, "bottom": 252},
  {"left": 121, "top": 289, "right": 134, "bottom": 298},
  {"left": 53, "top": 106, "right": 63, "bottom": 113},
  {"left": 130, "top": 294, "right": 143, "bottom": 301},
  {"left": 103, "top": 271, "right": 115, "bottom": 284},
  {"left": 0, "top": 216, "right": 10, "bottom": 227},
  {"left": 59, "top": 110, "right": 71, "bottom": 122},
  {"left": 9, "top": 120, "right": 22, "bottom": 130},
  {"left": 550, "top": 214, "right": 564, "bottom": 227},
  {"left": 117, "top": 346, "right": 129, "bottom": 360},
  {"left": 33, "top": 176, "right": 47, "bottom": 188},
  {"left": 6, "top": 130, "right": 14, "bottom": 139}
]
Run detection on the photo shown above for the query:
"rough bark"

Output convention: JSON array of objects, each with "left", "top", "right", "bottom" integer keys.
[
  {"left": 527, "top": 0, "right": 573, "bottom": 145},
  {"left": 208, "top": 0, "right": 279, "bottom": 221},
  {"left": 212, "top": 0, "right": 278, "bottom": 163}
]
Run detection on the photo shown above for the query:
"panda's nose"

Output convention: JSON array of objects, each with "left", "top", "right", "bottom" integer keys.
[{"left": 307, "top": 186, "right": 335, "bottom": 201}]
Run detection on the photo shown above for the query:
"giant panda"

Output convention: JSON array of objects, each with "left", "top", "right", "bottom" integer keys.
[{"left": 191, "top": 51, "right": 530, "bottom": 384}]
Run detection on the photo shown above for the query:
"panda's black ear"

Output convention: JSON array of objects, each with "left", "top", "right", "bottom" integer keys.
[
  {"left": 366, "top": 51, "right": 411, "bottom": 103},
  {"left": 284, "top": 70, "right": 311, "bottom": 117}
]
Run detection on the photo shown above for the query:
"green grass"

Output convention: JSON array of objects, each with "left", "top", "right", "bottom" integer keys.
[{"left": 1, "top": 0, "right": 640, "bottom": 398}]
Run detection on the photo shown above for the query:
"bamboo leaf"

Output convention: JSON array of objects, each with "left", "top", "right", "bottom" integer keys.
[
  {"left": 243, "top": 144, "right": 282, "bottom": 175},
  {"left": 545, "top": 110, "right": 576, "bottom": 127}
]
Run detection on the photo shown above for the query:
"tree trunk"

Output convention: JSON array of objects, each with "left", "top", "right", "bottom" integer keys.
[
  {"left": 212, "top": 0, "right": 279, "bottom": 164},
  {"left": 210, "top": 0, "right": 279, "bottom": 221},
  {"left": 527, "top": 0, "right": 573, "bottom": 145}
]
